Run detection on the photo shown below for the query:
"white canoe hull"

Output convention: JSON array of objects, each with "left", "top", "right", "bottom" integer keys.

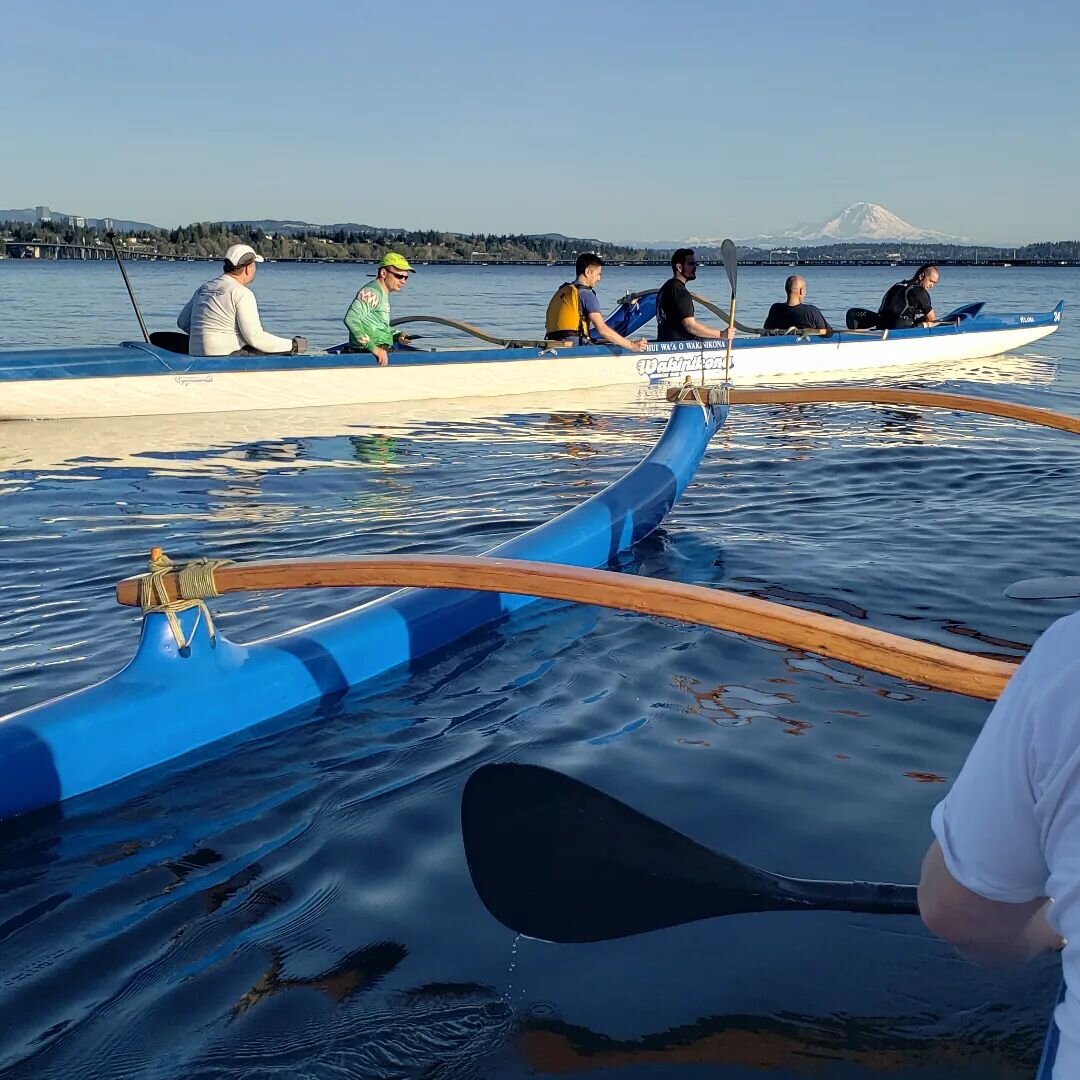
[{"left": 0, "top": 315, "right": 1061, "bottom": 421}]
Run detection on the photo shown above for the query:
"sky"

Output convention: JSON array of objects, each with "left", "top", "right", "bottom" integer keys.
[{"left": 3, "top": 0, "right": 1078, "bottom": 245}]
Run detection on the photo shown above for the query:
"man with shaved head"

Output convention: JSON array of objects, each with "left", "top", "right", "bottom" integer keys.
[{"left": 762, "top": 274, "right": 831, "bottom": 333}]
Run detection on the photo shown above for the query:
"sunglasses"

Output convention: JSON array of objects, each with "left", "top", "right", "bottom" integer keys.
[{"left": 386, "top": 269, "right": 409, "bottom": 281}]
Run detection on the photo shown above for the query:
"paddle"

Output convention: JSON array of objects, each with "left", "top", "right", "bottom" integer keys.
[
  {"left": 1004, "top": 576, "right": 1080, "bottom": 600},
  {"left": 720, "top": 239, "right": 737, "bottom": 384},
  {"left": 107, "top": 233, "right": 150, "bottom": 343},
  {"left": 462, "top": 763, "right": 918, "bottom": 944}
]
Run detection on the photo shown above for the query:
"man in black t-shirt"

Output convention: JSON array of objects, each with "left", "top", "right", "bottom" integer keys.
[
  {"left": 655, "top": 248, "right": 735, "bottom": 344},
  {"left": 877, "top": 264, "right": 940, "bottom": 329},
  {"left": 762, "top": 275, "right": 830, "bottom": 333}
]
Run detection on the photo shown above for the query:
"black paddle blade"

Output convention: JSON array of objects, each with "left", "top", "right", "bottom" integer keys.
[
  {"left": 461, "top": 764, "right": 917, "bottom": 944},
  {"left": 720, "top": 239, "right": 738, "bottom": 296},
  {"left": 1004, "top": 576, "right": 1080, "bottom": 600}
]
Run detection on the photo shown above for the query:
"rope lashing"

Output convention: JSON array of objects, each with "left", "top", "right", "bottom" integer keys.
[{"left": 137, "top": 547, "right": 233, "bottom": 650}]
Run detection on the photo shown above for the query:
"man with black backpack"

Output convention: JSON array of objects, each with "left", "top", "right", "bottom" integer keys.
[{"left": 877, "top": 264, "right": 940, "bottom": 329}]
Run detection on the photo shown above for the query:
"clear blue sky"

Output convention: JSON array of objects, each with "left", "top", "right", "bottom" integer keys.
[{"left": 3, "top": 0, "right": 1077, "bottom": 244}]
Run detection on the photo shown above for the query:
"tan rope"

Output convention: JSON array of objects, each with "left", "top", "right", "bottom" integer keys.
[{"left": 137, "top": 549, "right": 232, "bottom": 650}]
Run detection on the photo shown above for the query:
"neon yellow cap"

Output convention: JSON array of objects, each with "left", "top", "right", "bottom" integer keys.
[{"left": 378, "top": 252, "right": 415, "bottom": 273}]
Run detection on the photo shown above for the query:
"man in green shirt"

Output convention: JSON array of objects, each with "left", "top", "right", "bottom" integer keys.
[{"left": 343, "top": 252, "right": 415, "bottom": 365}]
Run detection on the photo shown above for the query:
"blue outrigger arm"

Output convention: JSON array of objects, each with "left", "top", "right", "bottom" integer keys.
[{"left": 0, "top": 395, "right": 727, "bottom": 822}]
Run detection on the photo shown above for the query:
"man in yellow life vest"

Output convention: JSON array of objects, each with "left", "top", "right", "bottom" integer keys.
[{"left": 544, "top": 254, "right": 648, "bottom": 351}]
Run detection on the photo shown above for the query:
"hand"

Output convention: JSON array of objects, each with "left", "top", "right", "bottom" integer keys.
[
  {"left": 393, "top": 332, "right": 412, "bottom": 346},
  {"left": 725, "top": 326, "right": 736, "bottom": 344},
  {"left": 629, "top": 338, "right": 648, "bottom": 353},
  {"left": 291, "top": 336, "right": 308, "bottom": 354},
  {"left": 372, "top": 346, "right": 389, "bottom": 367}
]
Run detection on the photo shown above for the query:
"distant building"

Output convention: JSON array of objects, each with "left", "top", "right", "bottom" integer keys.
[
  {"left": 101, "top": 218, "right": 114, "bottom": 231},
  {"left": 36, "top": 205, "right": 51, "bottom": 222},
  {"left": 72, "top": 216, "right": 86, "bottom": 228}
]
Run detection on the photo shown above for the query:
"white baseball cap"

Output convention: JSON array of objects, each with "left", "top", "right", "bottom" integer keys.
[{"left": 224, "top": 243, "right": 265, "bottom": 267}]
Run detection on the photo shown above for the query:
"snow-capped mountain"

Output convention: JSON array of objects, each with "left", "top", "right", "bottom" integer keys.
[{"left": 692, "top": 203, "right": 969, "bottom": 248}]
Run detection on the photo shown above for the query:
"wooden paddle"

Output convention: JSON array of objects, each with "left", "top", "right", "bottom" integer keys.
[
  {"left": 462, "top": 763, "right": 918, "bottom": 944},
  {"left": 720, "top": 239, "right": 737, "bottom": 384},
  {"left": 116, "top": 552, "right": 1017, "bottom": 701}
]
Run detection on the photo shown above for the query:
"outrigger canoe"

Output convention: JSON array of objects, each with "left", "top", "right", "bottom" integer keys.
[
  {"left": 0, "top": 390, "right": 726, "bottom": 822},
  {"left": 0, "top": 295, "right": 1063, "bottom": 420}
]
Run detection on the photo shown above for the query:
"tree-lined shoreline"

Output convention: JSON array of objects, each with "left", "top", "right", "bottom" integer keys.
[{"left": 2, "top": 219, "right": 1079, "bottom": 266}]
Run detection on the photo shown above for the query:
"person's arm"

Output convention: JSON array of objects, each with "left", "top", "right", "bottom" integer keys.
[
  {"left": 919, "top": 623, "right": 1073, "bottom": 966},
  {"left": 682, "top": 315, "right": 735, "bottom": 342},
  {"left": 812, "top": 306, "right": 830, "bottom": 331},
  {"left": 912, "top": 286, "right": 937, "bottom": 326},
  {"left": 235, "top": 290, "right": 295, "bottom": 354},
  {"left": 674, "top": 287, "right": 734, "bottom": 341},
  {"left": 587, "top": 312, "right": 647, "bottom": 352},
  {"left": 177, "top": 297, "right": 193, "bottom": 333},
  {"left": 918, "top": 842, "right": 1061, "bottom": 966}
]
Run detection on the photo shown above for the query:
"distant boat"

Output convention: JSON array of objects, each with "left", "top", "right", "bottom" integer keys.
[{"left": 0, "top": 297, "right": 1063, "bottom": 421}]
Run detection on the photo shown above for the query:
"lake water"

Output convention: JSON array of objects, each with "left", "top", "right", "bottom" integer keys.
[{"left": 0, "top": 261, "right": 1078, "bottom": 1077}]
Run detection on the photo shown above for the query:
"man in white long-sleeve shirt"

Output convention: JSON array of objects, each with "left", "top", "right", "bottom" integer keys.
[{"left": 178, "top": 244, "right": 305, "bottom": 357}]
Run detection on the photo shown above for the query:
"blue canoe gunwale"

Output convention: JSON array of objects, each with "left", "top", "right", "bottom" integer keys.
[{"left": 0, "top": 395, "right": 727, "bottom": 822}]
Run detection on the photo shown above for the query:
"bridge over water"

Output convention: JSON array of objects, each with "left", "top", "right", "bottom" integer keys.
[{"left": 2, "top": 241, "right": 159, "bottom": 260}]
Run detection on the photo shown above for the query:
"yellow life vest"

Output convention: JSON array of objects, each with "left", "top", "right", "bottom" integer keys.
[{"left": 544, "top": 282, "right": 589, "bottom": 341}]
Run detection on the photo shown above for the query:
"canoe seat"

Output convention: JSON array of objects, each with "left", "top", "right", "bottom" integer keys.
[
  {"left": 846, "top": 308, "right": 879, "bottom": 330},
  {"left": 149, "top": 331, "right": 190, "bottom": 355}
]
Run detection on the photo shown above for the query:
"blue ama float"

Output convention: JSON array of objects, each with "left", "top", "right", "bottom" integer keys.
[{"left": 0, "top": 392, "right": 727, "bottom": 822}]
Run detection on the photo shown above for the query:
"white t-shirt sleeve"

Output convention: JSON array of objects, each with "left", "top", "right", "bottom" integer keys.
[
  {"left": 931, "top": 635, "right": 1052, "bottom": 903},
  {"left": 235, "top": 290, "right": 294, "bottom": 354}
]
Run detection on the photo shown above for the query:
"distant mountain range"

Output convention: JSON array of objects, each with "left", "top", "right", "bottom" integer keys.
[
  {"left": 3, "top": 202, "right": 976, "bottom": 250},
  {"left": 0, "top": 209, "right": 610, "bottom": 247},
  {"left": 732, "top": 202, "right": 970, "bottom": 247},
  {"left": 223, "top": 219, "right": 392, "bottom": 236},
  {"left": 0, "top": 207, "right": 160, "bottom": 232},
  {"left": 628, "top": 203, "right": 972, "bottom": 251},
  {"left": 223, "top": 222, "right": 610, "bottom": 244}
]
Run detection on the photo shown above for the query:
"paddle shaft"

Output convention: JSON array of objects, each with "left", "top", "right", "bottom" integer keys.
[
  {"left": 720, "top": 239, "right": 738, "bottom": 384},
  {"left": 771, "top": 875, "right": 917, "bottom": 915},
  {"left": 107, "top": 234, "right": 150, "bottom": 343}
]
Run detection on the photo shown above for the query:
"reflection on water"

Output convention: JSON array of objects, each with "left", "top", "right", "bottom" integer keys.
[{"left": 519, "top": 1003, "right": 1048, "bottom": 1075}]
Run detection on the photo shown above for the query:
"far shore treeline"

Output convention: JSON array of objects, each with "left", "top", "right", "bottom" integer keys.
[{"left": 2, "top": 218, "right": 1080, "bottom": 266}]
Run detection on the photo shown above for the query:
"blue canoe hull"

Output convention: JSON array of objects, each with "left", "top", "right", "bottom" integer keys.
[
  {"left": 0, "top": 302, "right": 1063, "bottom": 419},
  {"left": 0, "top": 397, "right": 726, "bottom": 821}
]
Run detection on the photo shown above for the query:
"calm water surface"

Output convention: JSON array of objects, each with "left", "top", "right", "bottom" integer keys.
[{"left": 0, "top": 262, "right": 1078, "bottom": 1077}]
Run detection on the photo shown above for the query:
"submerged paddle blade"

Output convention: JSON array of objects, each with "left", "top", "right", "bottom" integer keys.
[
  {"left": 461, "top": 764, "right": 917, "bottom": 944},
  {"left": 1005, "top": 576, "right": 1080, "bottom": 600},
  {"left": 720, "top": 239, "right": 738, "bottom": 296}
]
